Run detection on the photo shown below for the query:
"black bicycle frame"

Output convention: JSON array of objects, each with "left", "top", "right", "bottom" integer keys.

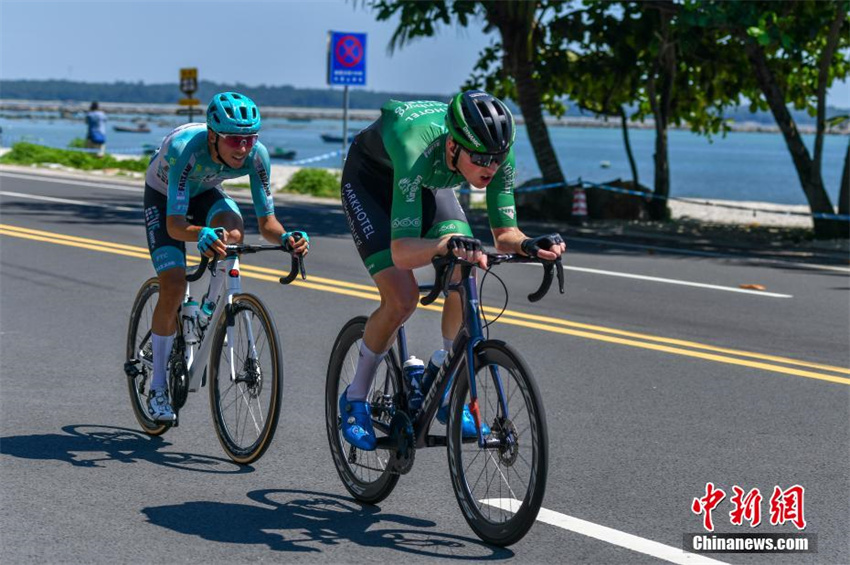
[{"left": 390, "top": 264, "right": 509, "bottom": 450}]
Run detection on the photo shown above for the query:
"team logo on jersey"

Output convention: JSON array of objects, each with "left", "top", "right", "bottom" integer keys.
[
  {"left": 437, "top": 223, "right": 458, "bottom": 235},
  {"left": 398, "top": 175, "right": 423, "bottom": 203},
  {"left": 391, "top": 217, "right": 421, "bottom": 229},
  {"left": 498, "top": 206, "right": 516, "bottom": 220}
]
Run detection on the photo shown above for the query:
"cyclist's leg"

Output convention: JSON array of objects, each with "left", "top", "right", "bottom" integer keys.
[
  {"left": 423, "top": 189, "right": 486, "bottom": 436},
  {"left": 144, "top": 184, "right": 185, "bottom": 421},
  {"left": 339, "top": 146, "right": 405, "bottom": 449},
  {"left": 424, "top": 187, "right": 474, "bottom": 348}
]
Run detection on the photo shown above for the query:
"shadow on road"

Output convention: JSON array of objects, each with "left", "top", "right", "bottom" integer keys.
[
  {"left": 0, "top": 424, "right": 250, "bottom": 474},
  {"left": 142, "top": 488, "right": 513, "bottom": 559}
]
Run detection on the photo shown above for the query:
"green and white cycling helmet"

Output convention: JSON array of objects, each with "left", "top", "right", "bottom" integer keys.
[
  {"left": 206, "top": 92, "right": 261, "bottom": 134},
  {"left": 445, "top": 90, "right": 515, "bottom": 154}
]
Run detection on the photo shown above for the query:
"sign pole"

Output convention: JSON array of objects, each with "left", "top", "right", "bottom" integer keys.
[
  {"left": 342, "top": 85, "right": 349, "bottom": 168},
  {"left": 327, "top": 31, "right": 366, "bottom": 168}
]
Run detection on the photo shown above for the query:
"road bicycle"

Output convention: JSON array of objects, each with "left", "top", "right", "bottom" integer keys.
[
  {"left": 325, "top": 251, "right": 564, "bottom": 546},
  {"left": 124, "top": 233, "right": 305, "bottom": 464}
]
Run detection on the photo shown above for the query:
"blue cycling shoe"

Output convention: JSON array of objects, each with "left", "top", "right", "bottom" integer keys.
[
  {"left": 437, "top": 403, "right": 491, "bottom": 438},
  {"left": 339, "top": 386, "right": 377, "bottom": 451}
]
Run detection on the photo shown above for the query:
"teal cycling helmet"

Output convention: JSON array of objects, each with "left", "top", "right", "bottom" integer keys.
[
  {"left": 206, "top": 92, "right": 261, "bottom": 134},
  {"left": 445, "top": 90, "right": 515, "bottom": 154}
]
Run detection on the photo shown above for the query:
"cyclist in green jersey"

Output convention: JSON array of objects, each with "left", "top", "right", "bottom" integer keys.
[{"left": 339, "top": 90, "right": 565, "bottom": 450}]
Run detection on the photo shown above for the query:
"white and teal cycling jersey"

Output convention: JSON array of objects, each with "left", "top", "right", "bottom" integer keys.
[{"left": 144, "top": 123, "right": 275, "bottom": 218}]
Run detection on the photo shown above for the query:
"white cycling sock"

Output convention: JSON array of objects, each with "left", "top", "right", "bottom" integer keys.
[
  {"left": 151, "top": 332, "right": 176, "bottom": 391},
  {"left": 346, "top": 341, "right": 387, "bottom": 401}
]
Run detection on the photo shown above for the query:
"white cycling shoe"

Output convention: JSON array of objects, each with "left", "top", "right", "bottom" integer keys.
[{"left": 148, "top": 388, "right": 177, "bottom": 422}]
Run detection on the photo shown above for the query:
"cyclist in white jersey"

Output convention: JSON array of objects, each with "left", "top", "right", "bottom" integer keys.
[{"left": 142, "top": 92, "right": 309, "bottom": 422}]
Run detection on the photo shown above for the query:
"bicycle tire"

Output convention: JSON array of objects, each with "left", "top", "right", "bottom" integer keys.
[
  {"left": 125, "top": 277, "right": 170, "bottom": 436},
  {"left": 447, "top": 340, "right": 548, "bottom": 546},
  {"left": 325, "top": 316, "right": 401, "bottom": 504},
  {"left": 208, "top": 293, "right": 283, "bottom": 464}
]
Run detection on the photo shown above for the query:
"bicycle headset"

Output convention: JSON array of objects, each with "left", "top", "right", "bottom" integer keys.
[{"left": 445, "top": 90, "right": 515, "bottom": 168}]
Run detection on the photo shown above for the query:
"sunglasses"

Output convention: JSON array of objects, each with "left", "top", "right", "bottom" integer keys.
[
  {"left": 465, "top": 148, "right": 508, "bottom": 168},
  {"left": 219, "top": 133, "right": 259, "bottom": 150}
]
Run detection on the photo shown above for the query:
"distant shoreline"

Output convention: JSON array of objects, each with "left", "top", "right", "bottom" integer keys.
[{"left": 2, "top": 99, "right": 847, "bottom": 135}]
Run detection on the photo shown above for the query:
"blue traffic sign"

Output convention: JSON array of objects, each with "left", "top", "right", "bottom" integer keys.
[{"left": 328, "top": 31, "right": 367, "bottom": 86}]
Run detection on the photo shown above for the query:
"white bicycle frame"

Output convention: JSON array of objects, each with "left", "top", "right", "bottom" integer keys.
[{"left": 182, "top": 255, "right": 259, "bottom": 392}]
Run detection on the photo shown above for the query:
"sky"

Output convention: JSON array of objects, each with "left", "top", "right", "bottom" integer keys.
[{"left": 0, "top": 0, "right": 848, "bottom": 106}]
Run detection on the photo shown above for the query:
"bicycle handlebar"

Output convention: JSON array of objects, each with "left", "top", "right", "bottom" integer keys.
[
  {"left": 186, "top": 242, "right": 307, "bottom": 285},
  {"left": 420, "top": 252, "right": 565, "bottom": 306}
]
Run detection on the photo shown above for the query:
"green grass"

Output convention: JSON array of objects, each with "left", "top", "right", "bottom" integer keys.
[
  {"left": 0, "top": 142, "right": 149, "bottom": 172},
  {"left": 282, "top": 167, "right": 340, "bottom": 198}
]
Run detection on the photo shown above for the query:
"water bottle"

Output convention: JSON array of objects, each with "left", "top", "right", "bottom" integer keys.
[
  {"left": 181, "top": 300, "right": 200, "bottom": 344},
  {"left": 421, "top": 349, "right": 448, "bottom": 396},
  {"left": 403, "top": 356, "right": 425, "bottom": 412},
  {"left": 198, "top": 293, "right": 216, "bottom": 330}
]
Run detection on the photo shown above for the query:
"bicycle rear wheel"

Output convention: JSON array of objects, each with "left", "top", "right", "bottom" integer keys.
[
  {"left": 208, "top": 293, "right": 283, "bottom": 464},
  {"left": 125, "top": 278, "right": 169, "bottom": 436},
  {"left": 325, "top": 316, "right": 402, "bottom": 504},
  {"left": 447, "top": 340, "right": 548, "bottom": 546}
]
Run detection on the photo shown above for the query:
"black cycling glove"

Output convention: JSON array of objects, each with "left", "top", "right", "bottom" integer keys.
[
  {"left": 446, "top": 235, "right": 482, "bottom": 254},
  {"left": 521, "top": 233, "right": 565, "bottom": 258}
]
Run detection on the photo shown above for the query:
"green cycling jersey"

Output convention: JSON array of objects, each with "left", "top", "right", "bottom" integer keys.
[{"left": 355, "top": 100, "right": 519, "bottom": 240}]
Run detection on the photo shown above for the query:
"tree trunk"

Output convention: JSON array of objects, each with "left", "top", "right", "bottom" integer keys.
[
  {"left": 744, "top": 41, "right": 841, "bottom": 239},
  {"left": 645, "top": 19, "right": 675, "bottom": 222},
  {"left": 839, "top": 138, "right": 849, "bottom": 217},
  {"left": 491, "top": 3, "right": 569, "bottom": 221},
  {"left": 620, "top": 106, "right": 639, "bottom": 187}
]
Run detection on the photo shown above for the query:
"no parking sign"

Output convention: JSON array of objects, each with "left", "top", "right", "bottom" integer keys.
[{"left": 327, "top": 31, "right": 367, "bottom": 86}]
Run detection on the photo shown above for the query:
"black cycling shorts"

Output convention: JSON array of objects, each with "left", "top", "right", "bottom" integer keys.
[
  {"left": 340, "top": 141, "right": 472, "bottom": 276},
  {"left": 144, "top": 184, "right": 241, "bottom": 273}
]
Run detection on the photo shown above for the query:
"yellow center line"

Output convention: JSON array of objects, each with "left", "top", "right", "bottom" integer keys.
[{"left": 2, "top": 223, "right": 848, "bottom": 386}]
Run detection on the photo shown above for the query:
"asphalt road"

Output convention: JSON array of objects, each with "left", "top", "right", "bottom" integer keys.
[{"left": 1, "top": 169, "right": 848, "bottom": 564}]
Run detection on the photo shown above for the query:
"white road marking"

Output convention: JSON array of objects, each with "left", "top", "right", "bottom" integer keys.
[
  {"left": 0, "top": 171, "right": 142, "bottom": 192},
  {"left": 569, "top": 235, "right": 850, "bottom": 274},
  {"left": 480, "top": 499, "right": 729, "bottom": 565},
  {"left": 0, "top": 171, "right": 260, "bottom": 208},
  {"left": 525, "top": 261, "right": 792, "bottom": 297},
  {"left": 0, "top": 191, "right": 138, "bottom": 212}
]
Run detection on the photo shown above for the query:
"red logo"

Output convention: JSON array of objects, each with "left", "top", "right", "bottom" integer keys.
[
  {"left": 692, "top": 482, "right": 726, "bottom": 532},
  {"left": 769, "top": 485, "right": 806, "bottom": 530},
  {"left": 693, "top": 483, "right": 807, "bottom": 531}
]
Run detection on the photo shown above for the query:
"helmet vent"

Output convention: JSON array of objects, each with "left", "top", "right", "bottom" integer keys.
[{"left": 239, "top": 107, "right": 248, "bottom": 120}]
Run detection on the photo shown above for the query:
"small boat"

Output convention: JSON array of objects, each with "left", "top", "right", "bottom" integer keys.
[
  {"left": 114, "top": 123, "right": 151, "bottom": 133},
  {"left": 269, "top": 147, "right": 297, "bottom": 160},
  {"left": 599, "top": 160, "right": 611, "bottom": 168},
  {"left": 320, "top": 133, "right": 355, "bottom": 143}
]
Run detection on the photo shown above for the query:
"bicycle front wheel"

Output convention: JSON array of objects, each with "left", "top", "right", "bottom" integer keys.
[
  {"left": 325, "top": 316, "right": 402, "bottom": 504},
  {"left": 125, "top": 278, "right": 169, "bottom": 436},
  {"left": 208, "top": 293, "right": 283, "bottom": 464},
  {"left": 447, "top": 340, "right": 548, "bottom": 547}
]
